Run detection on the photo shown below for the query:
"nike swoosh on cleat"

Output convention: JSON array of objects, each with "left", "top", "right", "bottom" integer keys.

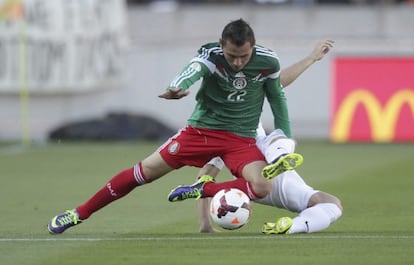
[{"left": 49, "top": 217, "right": 59, "bottom": 228}]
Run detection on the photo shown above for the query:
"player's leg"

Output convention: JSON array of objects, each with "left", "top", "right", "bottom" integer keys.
[
  {"left": 275, "top": 192, "right": 342, "bottom": 234},
  {"left": 256, "top": 129, "right": 296, "bottom": 162},
  {"left": 258, "top": 129, "right": 303, "bottom": 179},
  {"left": 168, "top": 160, "right": 270, "bottom": 202},
  {"left": 285, "top": 191, "right": 342, "bottom": 234},
  {"left": 49, "top": 125, "right": 222, "bottom": 234},
  {"left": 204, "top": 140, "right": 273, "bottom": 199},
  {"left": 238, "top": 160, "right": 272, "bottom": 197},
  {"left": 168, "top": 136, "right": 272, "bottom": 202},
  {"left": 76, "top": 152, "right": 173, "bottom": 219},
  {"left": 259, "top": 170, "right": 342, "bottom": 234},
  {"left": 47, "top": 152, "right": 175, "bottom": 234}
]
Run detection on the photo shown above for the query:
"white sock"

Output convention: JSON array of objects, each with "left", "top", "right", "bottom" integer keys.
[
  {"left": 206, "top": 156, "right": 225, "bottom": 170},
  {"left": 264, "top": 138, "right": 296, "bottom": 164},
  {"left": 288, "top": 203, "right": 342, "bottom": 234}
]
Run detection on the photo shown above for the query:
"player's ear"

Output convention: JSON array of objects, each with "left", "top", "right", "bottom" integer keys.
[{"left": 219, "top": 38, "right": 225, "bottom": 47}]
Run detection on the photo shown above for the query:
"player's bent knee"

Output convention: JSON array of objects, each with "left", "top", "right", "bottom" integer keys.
[
  {"left": 251, "top": 179, "right": 272, "bottom": 198},
  {"left": 308, "top": 191, "right": 343, "bottom": 212}
]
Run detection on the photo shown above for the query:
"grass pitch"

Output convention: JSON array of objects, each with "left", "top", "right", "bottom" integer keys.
[{"left": 0, "top": 140, "right": 413, "bottom": 265}]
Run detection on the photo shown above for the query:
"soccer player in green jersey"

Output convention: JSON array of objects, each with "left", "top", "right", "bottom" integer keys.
[
  {"left": 47, "top": 18, "right": 301, "bottom": 234},
  {"left": 165, "top": 19, "right": 303, "bottom": 200},
  {"left": 192, "top": 39, "right": 343, "bottom": 234}
]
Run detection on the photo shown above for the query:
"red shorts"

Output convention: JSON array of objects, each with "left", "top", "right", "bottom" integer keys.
[{"left": 158, "top": 126, "right": 265, "bottom": 178}]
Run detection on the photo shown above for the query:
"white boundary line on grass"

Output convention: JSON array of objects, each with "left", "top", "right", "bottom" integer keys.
[{"left": 1, "top": 235, "right": 414, "bottom": 242}]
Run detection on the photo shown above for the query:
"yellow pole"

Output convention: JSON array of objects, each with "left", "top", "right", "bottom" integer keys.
[
  {"left": 18, "top": 7, "right": 30, "bottom": 146},
  {"left": 0, "top": 0, "right": 29, "bottom": 145}
]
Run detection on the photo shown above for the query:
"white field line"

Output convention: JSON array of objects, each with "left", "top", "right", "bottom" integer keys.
[{"left": 1, "top": 235, "right": 413, "bottom": 242}]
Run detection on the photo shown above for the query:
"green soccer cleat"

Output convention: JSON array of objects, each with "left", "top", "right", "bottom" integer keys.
[
  {"left": 262, "top": 153, "right": 303, "bottom": 179},
  {"left": 262, "top": 217, "right": 293, "bottom": 235},
  {"left": 168, "top": 175, "right": 214, "bottom": 202},
  {"left": 47, "top": 209, "right": 82, "bottom": 234}
]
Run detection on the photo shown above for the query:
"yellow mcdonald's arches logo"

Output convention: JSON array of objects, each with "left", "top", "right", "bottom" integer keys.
[{"left": 331, "top": 89, "right": 414, "bottom": 142}]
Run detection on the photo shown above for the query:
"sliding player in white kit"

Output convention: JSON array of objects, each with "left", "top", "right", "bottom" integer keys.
[
  {"left": 198, "top": 124, "right": 343, "bottom": 234},
  {"left": 196, "top": 39, "right": 343, "bottom": 234}
]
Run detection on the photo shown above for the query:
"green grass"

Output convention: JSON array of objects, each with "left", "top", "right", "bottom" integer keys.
[{"left": 1, "top": 140, "right": 413, "bottom": 265}]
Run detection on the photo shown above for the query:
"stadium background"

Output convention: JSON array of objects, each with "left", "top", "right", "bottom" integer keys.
[
  {"left": 1, "top": 2, "right": 413, "bottom": 264},
  {"left": 0, "top": 0, "right": 413, "bottom": 142}
]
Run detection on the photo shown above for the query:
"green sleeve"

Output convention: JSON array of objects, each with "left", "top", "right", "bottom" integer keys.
[
  {"left": 168, "top": 61, "right": 211, "bottom": 91},
  {"left": 265, "top": 77, "right": 292, "bottom": 137}
]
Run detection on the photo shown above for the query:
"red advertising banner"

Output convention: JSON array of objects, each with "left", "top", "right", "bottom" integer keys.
[{"left": 331, "top": 57, "right": 414, "bottom": 142}]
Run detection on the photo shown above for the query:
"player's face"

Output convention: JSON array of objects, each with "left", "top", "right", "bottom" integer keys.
[{"left": 221, "top": 40, "right": 253, "bottom": 72}]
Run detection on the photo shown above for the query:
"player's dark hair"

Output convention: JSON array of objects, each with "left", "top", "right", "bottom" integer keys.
[{"left": 220, "top": 19, "right": 256, "bottom": 47}]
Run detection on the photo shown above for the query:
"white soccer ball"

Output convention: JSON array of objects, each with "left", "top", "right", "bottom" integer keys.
[{"left": 210, "top": 188, "right": 252, "bottom": 230}]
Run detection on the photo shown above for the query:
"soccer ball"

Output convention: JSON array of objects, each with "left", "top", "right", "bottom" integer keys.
[{"left": 210, "top": 188, "right": 252, "bottom": 230}]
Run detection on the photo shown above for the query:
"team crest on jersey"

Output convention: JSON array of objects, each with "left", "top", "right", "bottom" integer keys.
[
  {"left": 233, "top": 72, "right": 247, "bottom": 90},
  {"left": 233, "top": 77, "right": 247, "bottom": 90},
  {"left": 168, "top": 141, "right": 180, "bottom": 155}
]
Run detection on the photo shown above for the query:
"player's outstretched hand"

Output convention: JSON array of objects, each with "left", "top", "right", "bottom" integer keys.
[
  {"left": 158, "top": 87, "right": 190, "bottom": 100},
  {"left": 309, "top": 39, "right": 335, "bottom": 62}
]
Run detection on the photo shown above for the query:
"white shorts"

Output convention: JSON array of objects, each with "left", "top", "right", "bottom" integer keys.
[{"left": 255, "top": 170, "right": 318, "bottom": 213}]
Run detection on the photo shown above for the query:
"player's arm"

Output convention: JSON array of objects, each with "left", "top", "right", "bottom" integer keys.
[
  {"left": 159, "top": 58, "right": 212, "bottom": 99},
  {"left": 196, "top": 157, "right": 224, "bottom": 233},
  {"left": 264, "top": 39, "right": 334, "bottom": 138},
  {"left": 280, "top": 39, "right": 334, "bottom": 88},
  {"left": 266, "top": 75, "right": 292, "bottom": 138}
]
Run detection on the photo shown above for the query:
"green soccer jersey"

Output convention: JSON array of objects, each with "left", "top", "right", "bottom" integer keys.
[{"left": 168, "top": 42, "right": 291, "bottom": 138}]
